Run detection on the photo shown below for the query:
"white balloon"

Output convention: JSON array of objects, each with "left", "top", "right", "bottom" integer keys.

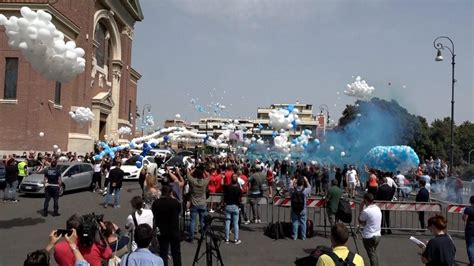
[
  {"left": 53, "top": 144, "right": 59, "bottom": 150},
  {"left": 65, "top": 40, "right": 76, "bottom": 49},
  {"left": 341, "top": 151, "right": 346, "bottom": 157},
  {"left": 39, "top": 132, "right": 44, "bottom": 137},
  {"left": 0, "top": 14, "right": 7, "bottom": 25},
  {"left": 73, "top": 47, "right": 85, "bottom": 57},
  {"left": 37, "top": 10, "right": 52, "bottom": 22},
  {"left": 329, "top": 146, "right": 335, "bottom": 151}
]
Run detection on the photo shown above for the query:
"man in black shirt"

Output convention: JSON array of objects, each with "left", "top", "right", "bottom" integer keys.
[
  {"left": 4, "top": 158, "right": 19, "bottom": 202},
  {"left": 103, "top": 162, "right": 124, "bottom": 208},
  {"left": 375, "top": 177, "right": 394, "bottom": 235},
  {"left": 152, "top": 185, "right": 182, "bottom": 266},
  {"left": 43, "top": 160, "right": 62, "bottom": 216},
  {"left": 416, "top": 179, "right": 430, "bottom": 229}
]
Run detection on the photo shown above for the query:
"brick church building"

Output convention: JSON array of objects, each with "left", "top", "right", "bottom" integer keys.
[{"left": 0, "top": 0, "right": 143, "bottom": 154}]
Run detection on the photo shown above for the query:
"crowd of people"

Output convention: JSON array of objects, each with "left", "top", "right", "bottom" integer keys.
[{"left": 1, "top": 148, "right": 470, "bottom": 266}]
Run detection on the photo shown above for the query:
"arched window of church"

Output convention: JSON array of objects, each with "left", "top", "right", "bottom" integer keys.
[{"left": 95, "top": 22, "right": 107, "bottom": 67}]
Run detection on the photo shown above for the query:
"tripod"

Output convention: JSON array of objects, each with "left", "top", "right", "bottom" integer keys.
[
  {"left": 323, "top": 201, "right": 360, "bottom": 254},
  {"left": 192, "top": 216, "right": 225, "bottom": 266}
]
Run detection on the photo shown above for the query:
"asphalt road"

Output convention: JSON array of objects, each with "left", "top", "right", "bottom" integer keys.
[{"left": 0, "top": 182, "right": 470, "bottom": 266}]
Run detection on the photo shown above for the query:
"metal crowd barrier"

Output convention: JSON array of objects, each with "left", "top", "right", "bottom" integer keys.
[
  {"left": 373, "top": 201, "right": 442, "bottom": 232},
  {"left": 201, "top": 193, "right": 465, "bottom": 237},
  {"left": 272, "top": 196, "right": 359, "bottom": 235},
  {"left": 445, "top": 204, "right": 467, "bottom": 234},
  {"left": 206, "top": 193, "right": 270, "bottom": 224}
]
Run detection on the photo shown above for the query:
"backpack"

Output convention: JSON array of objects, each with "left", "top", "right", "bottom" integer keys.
[
  {"left": 294, "top": 246, "right": 333, "bottom": 266},
  {"left": 306, "top": 219, "right": 314, "bottom": 238},
  {"left": 336, "top": 198, "right": 352, "bottom": 223},
  {"left": 264, "top": 222, "right": 285, "bottom": 240},
  {"left": 324, "top": 250, "right": 356, "bottom": 266},
  {"left": 292, "top": 190, "right": 305, "bottom": 214}
]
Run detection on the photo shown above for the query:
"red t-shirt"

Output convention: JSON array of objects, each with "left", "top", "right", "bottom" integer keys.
[
  {"left": 240, "top": 174, "right": 248, "bottom": 193},
  {"left": 208, "top": 173, "right": 223, "bottom": 193},
  {"left": 266, "top": 170, "right": 274, "bottom": 182},
  {"left": 54, "top": 239, "right": 112, "bottom": 266},
  {"left": 224, "top": 170, "right": 233, "bottom": 186}
]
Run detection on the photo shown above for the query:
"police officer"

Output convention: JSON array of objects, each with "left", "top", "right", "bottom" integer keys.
[{"left": 43, "top": 160, "right": 62, "bottom": 217}]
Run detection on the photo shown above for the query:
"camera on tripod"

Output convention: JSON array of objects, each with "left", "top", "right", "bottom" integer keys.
[{"left": 77, "top": 213, "right": 104, "bottom": 248}]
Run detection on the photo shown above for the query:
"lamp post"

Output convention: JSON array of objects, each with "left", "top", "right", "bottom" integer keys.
[
  {"left": 469, "top": 149, "right": 474, "bottom": 164},
  {"left": 433, "top": 36, "right": 456, "bottom": 176},
  {"left": 141, "top": 104, "right": 151, "bottom": 136}
]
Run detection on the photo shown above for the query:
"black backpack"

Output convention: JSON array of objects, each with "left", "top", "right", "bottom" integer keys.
[
  {"left": 264, "top": 222, "right": 285, "bottom": 240},
  {"left": 325, "top": 250, "right": 356, "bottom": 266},
  {"left": 336, "top": 198, "right": 352, "bottom": 223},
  {"left": 292, "top": 190, "right": 305, "bottom": 214}
]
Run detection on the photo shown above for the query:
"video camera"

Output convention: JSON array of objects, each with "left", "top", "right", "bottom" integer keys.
[
  {"left": 77, "top": 213, "right": 104, "bottom": 248},
  {"left": 203, "top": 214, "right": 226, "bottom": 226}
]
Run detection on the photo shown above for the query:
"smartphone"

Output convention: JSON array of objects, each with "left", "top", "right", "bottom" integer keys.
[{"left": 56, "top": 229, "right": 72, "bottom": 237}]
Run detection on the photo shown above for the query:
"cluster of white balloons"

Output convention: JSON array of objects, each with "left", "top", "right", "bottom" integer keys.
[
  {"left": 124, "top": 127, "right": 230, "bottom": 151},
  {"left": 175, "top": 114, "right": 181, "bottom": 119},
  {"left": 269, "top": 108, "right": 300, "bottom": 131},
  {"left": 274, "top": 131, "right": 291, "bottom": 153},
  {"left": 0, "top": 7, "right": 85, "bottom": 82},
  {"left": 344, "top": 76, "right": 375, "bottom": 98},
  {"left": 118, "top": 126, "right": 132, "bottom": 136},
  {"left": 69, "top": 107, "right": 95, "bottom": 123}
]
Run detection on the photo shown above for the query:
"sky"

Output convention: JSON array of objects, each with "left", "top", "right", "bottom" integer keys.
[{"left": 132, "top": 0, "right": 473, "bottom": 127}]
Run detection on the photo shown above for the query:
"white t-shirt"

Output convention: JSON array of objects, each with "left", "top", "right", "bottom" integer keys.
[
  {"left": 347, "top": 170, "right": 357, "bottom": 183},
  {"left": 94, "top": 163, "right": 101, "bottom": 173},
  {"left": 396, "top": 174, "right": 406, "bottom": 186},
  {"left": 386, "top": 177, "right": 398, "bottom": 188},
  {"left": 359, "top": 204, "right": 382, "bottom": 239},
  {"left": 125, "top": 209, "right": 154, "bottom": 231}
]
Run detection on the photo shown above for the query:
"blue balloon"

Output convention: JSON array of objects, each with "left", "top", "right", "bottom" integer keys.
[
  {"left": 164, "top": 136, "right": 169, "bottom": 142},
  {"left": 272, "top": 131, "right": 278, "bottom": 138},
  {"left": 138, "top": 155, "right": 144, "bottom": 162},
  {"left": 143, "top": 142, "right": 149, "bottom": 149},
  {"left": 136, "top": 161, "right": 142, "bottom": 168},
  {"left": 287, "top": 104, "right": 295, "bottom": 113},
  {"left": 150, "top": 142, "right": 157, "bottom": 148},
  {"left": 314, "top": 139, "right": 320, "bottom": 145}
]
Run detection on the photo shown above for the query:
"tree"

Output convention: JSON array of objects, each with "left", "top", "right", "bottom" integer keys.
[{"left": 456, "top": 121, "right": 474, "bottom": 164}]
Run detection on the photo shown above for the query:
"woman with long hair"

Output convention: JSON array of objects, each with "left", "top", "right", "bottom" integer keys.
[{"left": 143, "top": 174, "right": 160, "bottom": 208}]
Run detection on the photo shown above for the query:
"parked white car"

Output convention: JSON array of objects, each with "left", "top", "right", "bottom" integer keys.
[{"left": 119, "top": 155, "right": 157, "bottom": 180}]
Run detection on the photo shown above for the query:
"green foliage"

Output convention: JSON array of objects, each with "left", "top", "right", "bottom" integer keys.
[{"left": 338, "top": 98, "right": 473, "bottom": 167}]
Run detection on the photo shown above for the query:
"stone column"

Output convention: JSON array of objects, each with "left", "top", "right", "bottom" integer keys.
[{"left": 107, "top": 61, "right": 123, "bottom": 143}]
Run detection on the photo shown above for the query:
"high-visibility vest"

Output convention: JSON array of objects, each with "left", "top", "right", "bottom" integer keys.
[{"left": 18, "top": 161, "right": 27, "bottom": 177}]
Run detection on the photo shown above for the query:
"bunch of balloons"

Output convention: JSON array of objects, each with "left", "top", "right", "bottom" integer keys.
[
  {"left": 365, "top": 145, "right": 420, "bottom": 172},
  {"left": 144, "top": 114, "right": 154, "bottom": 127},
  {"left": 118, "top": 126, "right": 132, "bottom": 136},
  {"left": 0, "top": 7, "right": 85, "bottom": 82},
  {"left": 269, "top": 104, "right": 301, "bottom": 130},
  {"left": 94, "top": 142, "right": 121, "bottom": 160},
  {"left": 69, "top": 107, "right": 95, "bottom": 123},
  {"left": 344, "top": 76, "right": 375, "bottom": 98}
]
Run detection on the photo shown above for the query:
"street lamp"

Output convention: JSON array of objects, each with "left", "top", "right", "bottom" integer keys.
[
  {"left": 141, "top": 104, "right": 151, "bottom": 136},
  {"left": 433, "top": 36, "right": 456, "bottom": 176},
  {"left": 468, "top": 149, "right": 474, "bottom": 164}
]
